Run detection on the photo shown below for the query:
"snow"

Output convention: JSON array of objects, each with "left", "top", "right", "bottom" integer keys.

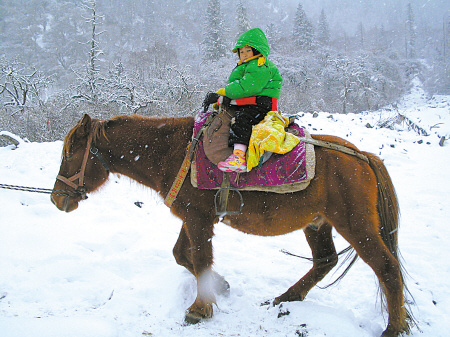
[{"left": 1, "top": 79, "right": 449, "bottom": 337}]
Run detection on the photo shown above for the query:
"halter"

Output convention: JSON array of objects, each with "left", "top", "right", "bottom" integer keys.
[{"left": 56, "top": 133, "right": 110, "bottom": 199}]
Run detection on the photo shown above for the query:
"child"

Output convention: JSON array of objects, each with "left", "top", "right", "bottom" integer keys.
[{"left": 203, "top": 28, "right": 283, "bottom": 172}]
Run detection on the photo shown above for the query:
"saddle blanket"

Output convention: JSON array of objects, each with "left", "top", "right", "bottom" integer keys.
[{"left": 190, "top": 111, "right": 316, "bottom": 193}]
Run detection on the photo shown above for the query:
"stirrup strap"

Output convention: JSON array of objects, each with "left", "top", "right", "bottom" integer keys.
[{"left": 214, "top": 172, "right": 244, "bottom": 216}]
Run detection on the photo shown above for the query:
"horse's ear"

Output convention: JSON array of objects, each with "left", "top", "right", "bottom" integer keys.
[{"left": 76, "top": 114, "right": 92, "bottom": 138}]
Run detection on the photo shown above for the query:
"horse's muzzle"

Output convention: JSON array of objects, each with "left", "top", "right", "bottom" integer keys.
[{"left": 51, "top": 194, "right": 79, "bottom": 213}]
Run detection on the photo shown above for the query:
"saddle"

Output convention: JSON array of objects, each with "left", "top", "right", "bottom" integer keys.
[{"left": 191, "top": 110, "right": 316, "bottom": 194}]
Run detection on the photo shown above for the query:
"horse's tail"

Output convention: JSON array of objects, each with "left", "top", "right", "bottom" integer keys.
[
  {"left": 364, "top": 152, "right": 400, "bottom": 259},
  {"left": 364, "top": 151, "right": 416, "bottom": 329}
]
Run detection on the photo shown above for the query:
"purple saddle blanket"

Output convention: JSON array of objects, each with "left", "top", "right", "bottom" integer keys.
[{"left": 191, "top": 111, "right": 314, "bottom": 191}]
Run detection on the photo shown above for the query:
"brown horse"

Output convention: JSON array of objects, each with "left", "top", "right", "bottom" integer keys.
[{"left": 51, "top": 113, "right": 412, "bottom": 337}]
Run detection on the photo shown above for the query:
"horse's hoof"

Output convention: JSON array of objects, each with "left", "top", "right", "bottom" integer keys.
[
  {"left": 184, "top": 300, "right": 214, "bottom": 325},
  {"left": 184, "top": 312, "right": 203, "bottom": 325},
  {"left": 184, "top": 308, "right": 213, "bottom": 325},
  {"left": 380, "top": 327, "right": 401, "bottom": 337},
  {"left": 273, "top": 291, "right": 306, "bottom": 306}
]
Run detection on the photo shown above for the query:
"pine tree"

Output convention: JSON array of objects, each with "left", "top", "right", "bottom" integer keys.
[
  {"left": 358, "top": 22, "right": 365, "bottom": 49},
  {"left": 266, "top": 22, "right": 281, "bottom": 50},
  {"left": 317, "top": 9, "right": 330, "bottom": 47},
  {"left": 293, "top": 3, "right": 314, "bottom": 50},
  {"left": 236, "top": 0, "right": 251, "bottom": 37},
  {"left": 406, "top": 3, "right": 416, "bottom": 58},
  {"left": 444, "top": 13, "right": 450, "bottom": 60},
  {"left": 202, "top": 0, "right": 228, "bottom": 62},
  {"left": 378, "top": 24, "right": 388, "bottom": 51}
]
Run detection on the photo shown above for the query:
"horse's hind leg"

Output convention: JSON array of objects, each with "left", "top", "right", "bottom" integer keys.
[
  {"left": 337, "top": 226, "right": 409, "bottom": 337},
  {"left": 274, "top": 220, "right": 338, "bottom": 305}
]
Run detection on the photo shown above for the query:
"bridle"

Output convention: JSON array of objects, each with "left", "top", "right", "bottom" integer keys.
[{"left": 56, "top": 133, "right": 110, "bottom": 200}]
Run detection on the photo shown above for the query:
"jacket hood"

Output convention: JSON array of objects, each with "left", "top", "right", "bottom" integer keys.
[{"left": 232, "top": 28, "right": 270, "bottom": 58}]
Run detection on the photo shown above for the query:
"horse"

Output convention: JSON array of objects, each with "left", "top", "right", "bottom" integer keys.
[{"left": 51, "top": 113, "right": 412, "bottom": 337}]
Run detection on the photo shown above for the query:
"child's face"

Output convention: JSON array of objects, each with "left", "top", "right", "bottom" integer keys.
[{"left": 239, "top": 46, "right": 254, "bottom": 62}]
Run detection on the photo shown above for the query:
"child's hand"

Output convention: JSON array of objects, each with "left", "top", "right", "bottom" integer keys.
[{"left": 203, "top": 92, "right": 220, "bottom": 112}]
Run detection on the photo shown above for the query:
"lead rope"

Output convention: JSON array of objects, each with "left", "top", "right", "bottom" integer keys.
[{"left": 0, "top": 183, "right": 81, "bottom": 197}]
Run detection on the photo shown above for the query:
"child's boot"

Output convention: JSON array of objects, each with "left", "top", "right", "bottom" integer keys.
[{"left": 218, "top": 149, "right": 247, "bottom": 172}]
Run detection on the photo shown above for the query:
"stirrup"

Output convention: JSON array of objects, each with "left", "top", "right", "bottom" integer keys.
[{"left": 214, "top": 172, "right": 244, "bottom": 216}]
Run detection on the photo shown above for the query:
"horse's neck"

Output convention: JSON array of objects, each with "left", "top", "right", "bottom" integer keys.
[{"left": 103, "top": 116, "right": 193, "bottom": 193}]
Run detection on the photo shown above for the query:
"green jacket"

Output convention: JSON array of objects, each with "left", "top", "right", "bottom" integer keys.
[{"left": 225, "top": 28, "right": 283, "bottom": 100}]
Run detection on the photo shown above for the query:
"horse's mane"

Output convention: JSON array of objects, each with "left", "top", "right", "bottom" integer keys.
[
  {"left": 63, "top": 114, "right": 190, "bottom": 157},
  {"left": 63, "top": 116, "right": 108, "bottom": 157}
]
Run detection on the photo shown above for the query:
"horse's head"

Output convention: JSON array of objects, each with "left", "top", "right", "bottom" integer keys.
[{"left": 51, "top": 114, "right": 110, "bottom": 212}]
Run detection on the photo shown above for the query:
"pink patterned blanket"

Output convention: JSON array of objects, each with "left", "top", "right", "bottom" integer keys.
[{"left": 190, "top": 111, "right": 315, "bottom": 192}]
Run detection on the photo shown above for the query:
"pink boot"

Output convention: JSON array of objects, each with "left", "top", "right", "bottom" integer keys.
[{"left": 218, "top": 149, "right": 247, "bottom": 172}]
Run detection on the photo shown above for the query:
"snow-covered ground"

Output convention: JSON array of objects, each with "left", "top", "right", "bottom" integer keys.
[{"left": 1, "top": 79, "right": 449, "bottom": 337}]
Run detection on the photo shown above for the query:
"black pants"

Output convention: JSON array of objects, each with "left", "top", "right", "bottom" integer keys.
[{"left": 227, "top": 96, "right": 273, "bottom": 146}]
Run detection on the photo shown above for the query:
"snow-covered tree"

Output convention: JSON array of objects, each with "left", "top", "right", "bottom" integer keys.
[
  {"left": 71, "top": 0, "right": 105, "bottom": 107},
  {"left": 357, "top": 22, "right": 365, "bottom": 49},
  {"left": 317, "top": 9, "right": 330, "bottom": 47},
  {"left": 444, "top": 14, "right": 450, "bottom": 60},
  {"left": 266, "top": 22, "right": 281, "bottom": 51},
  {"left": 293, "top": 3, "right": 314, "bottom": 51},
  {"left": 406, "top": 3, "right": 416, "bottom": 58},
  {"left": 86, "top": 1, "right": 103, "bottom": 99},
  {"left": 0, "top": 57, "right": 52, "bottom": 115},
  {"left": 377, "top": 24, "right": 388, "bottom": 51},
  {"left": 202, "top": 0, "right": 228, "bottom": 62},
  {"left": 236, "top": 0, "right": 251, "bottom": 37}
]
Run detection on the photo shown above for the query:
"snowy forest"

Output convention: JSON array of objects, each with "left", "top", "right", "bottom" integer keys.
[{"left": 1, "top": 0, "right": 450, "bottom": 142}]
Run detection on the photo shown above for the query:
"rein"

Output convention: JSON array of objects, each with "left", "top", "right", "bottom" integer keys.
[{"left": 56, "top": 133, "right": 110, "bottom": 199}]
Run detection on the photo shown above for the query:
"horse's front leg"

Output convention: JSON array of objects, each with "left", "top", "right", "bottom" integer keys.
[
  {"left": 185, "top": 268, "right": 217, "bottom": 324},
  {"left": 173, "top": 224, "right": 230, "bottom": 296},
  {"left": 173, "top": 224, "right": 195, "bottom": 275},
  {"left": 182, "top": 216, "right": 217, "bottom": 324}
]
